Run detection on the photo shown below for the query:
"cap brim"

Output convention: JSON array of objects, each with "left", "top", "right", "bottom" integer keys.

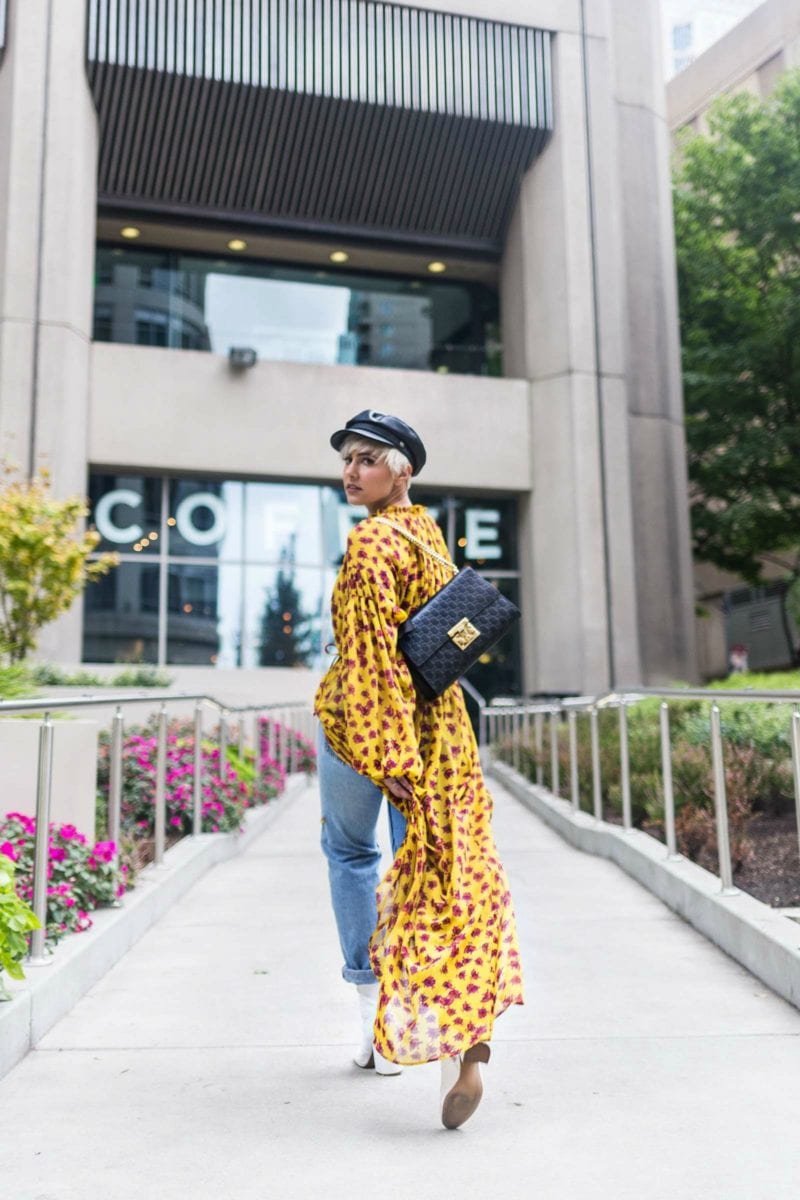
[{"left": 330, "top": 426, "right": 398, "bottom": 452}]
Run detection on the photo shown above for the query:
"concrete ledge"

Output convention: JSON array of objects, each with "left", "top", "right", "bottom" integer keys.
[
  {"left": 492, "top": 761, "right": 800, "bottom": 1010},
  {"left": 0, "top": 775, "right": 309, "bottom": 1080}
]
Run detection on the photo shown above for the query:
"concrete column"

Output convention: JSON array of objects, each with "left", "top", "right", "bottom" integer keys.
[
  {"left": 608, "top": 0, "right": 698, "bottom": 683},
  {"left": 0, "top": 0, "right": 98, "bottom": 661},
  {"left": 502, "top": 22, "right": 642, "bottom": 694}
]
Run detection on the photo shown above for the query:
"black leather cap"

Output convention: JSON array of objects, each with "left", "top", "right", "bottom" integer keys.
[{"left": 330, "top": 410, "right": 427, "bottom": 475}]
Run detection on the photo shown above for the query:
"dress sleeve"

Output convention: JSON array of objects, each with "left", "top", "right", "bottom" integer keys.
[{"left": 337, "top": 527, "right": 422, "bottom": 788}]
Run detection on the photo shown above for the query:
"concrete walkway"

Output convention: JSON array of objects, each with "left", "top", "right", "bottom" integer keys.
[{"left": 3, "top": 777, "right": 800, "bottom": 1200}]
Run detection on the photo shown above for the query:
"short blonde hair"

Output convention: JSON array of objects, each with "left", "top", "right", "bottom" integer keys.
[{"left": 339, "top": 434, "right": 412, "bottom": 479}]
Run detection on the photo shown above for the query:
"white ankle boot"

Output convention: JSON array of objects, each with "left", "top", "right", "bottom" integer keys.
[{"left": 354, "top": 982, "right": 402, "bottom": 1076}]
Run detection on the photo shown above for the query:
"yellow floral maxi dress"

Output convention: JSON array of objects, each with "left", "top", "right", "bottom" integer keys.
[{"left": 314, "top": 504, "right": 524, "bottom": 1065}]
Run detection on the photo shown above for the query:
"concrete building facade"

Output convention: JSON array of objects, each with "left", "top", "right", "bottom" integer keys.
[{"left": 0, "top": 0, "right": 696, "bottom": 700}]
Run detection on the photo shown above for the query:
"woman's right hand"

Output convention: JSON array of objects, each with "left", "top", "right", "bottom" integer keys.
[{"left": 385, "top": 775, "right": 415, "bottom": 803}]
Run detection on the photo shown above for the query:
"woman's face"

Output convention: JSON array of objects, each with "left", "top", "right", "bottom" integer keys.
[{"left": 342, "top": 445, "right": 407, "bottom": 512}]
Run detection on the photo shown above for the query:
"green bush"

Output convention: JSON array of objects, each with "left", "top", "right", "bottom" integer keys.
[
  {"left": 0, "top": 662, "right": 34, "bottom": 699},
  {"left": 109, "top": 665, "right": 173, "bottom": 688},
  {"left": 0, "top": 856, "right": 40, "bottom": 996},
  {"left": 499, "top": 674, "right": 800, "bottom": 870}
]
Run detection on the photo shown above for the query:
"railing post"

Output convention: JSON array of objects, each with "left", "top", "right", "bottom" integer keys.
[
  {"left": 534, "top": 711, "right": 544, "bottom": 786},
  {"left": 28, "top": 714, "right": 55, "bottom": 965},
  {"left": 154, "top": 704, "right": 168, "bottom": 866},
  {"left": 513, "top": 709, "right": 522, "bottom": 775},
  {"left": 568, "top": 709, "right": 579, "bottom": 811},
  {"left": 660, "top": 701, "right": 678, "bottom": 859},
  {"left": 792, "top": 709, "right": 800, "bottom": 870},
  {"left": 268, "top": 709, "right": 277, "bottom": 764},
  {"left": 618, "top": 702, "right": 632, "bottom": 830},
  {"left": 253, "top": 710, "right": 262, "bottom": 799},
  {"left": 219, "top": 710, "right": 228, "bottom": 777},
  {"left": 192, "top": 700, "right": 203, "bottom": 837},
  {"left": 108, "top": 706, "right": 124, "bottom": 848},
  {"left": 549, "top": 709, "right": 560, "bottom": 798},
  {"left": 279, "top": 709, "right": 289, "bottom": 775},
  {"left": 290, "top": 711, "right": 299, "bottom": 775},
  {"left": 710, "top": 703, "right": 737, "bottom": 893},
  {"left": 590, "top": 706, "right": 602, "bottom": 821}
]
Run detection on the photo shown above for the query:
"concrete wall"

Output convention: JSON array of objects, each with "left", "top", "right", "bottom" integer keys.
[
  {"left": 607, "top": 0, "right": 698, "bottom": 685},
  {"left": 89, "top": 345, "right": 532, "bottom": 493},
  {"left": 501, "top": 1, "right": 696, "bottom": 693},
  {"left": 0, "top": 720, "right": 99, "bottom": 839}
]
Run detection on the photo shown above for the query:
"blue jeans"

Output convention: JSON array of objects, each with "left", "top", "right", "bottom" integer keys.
[{"left": 317, "top": 724, "right": 407, "bottom": 985}]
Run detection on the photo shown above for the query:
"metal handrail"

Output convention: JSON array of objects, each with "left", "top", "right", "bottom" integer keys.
[
  {"left": 0, "top": 690, "right": 315, "bottom": 965},
  {"left": 484, "top": 684, "right": 800, "bottom": 899}
]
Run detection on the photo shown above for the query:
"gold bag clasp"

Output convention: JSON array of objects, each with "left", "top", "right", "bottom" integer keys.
[{"left": 447, "top": 617, "right": 480, "bottom": 650}]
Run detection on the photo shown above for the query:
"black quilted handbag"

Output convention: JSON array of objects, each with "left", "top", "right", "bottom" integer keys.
[{"left": 375, "top": 517, "right": 521, "bottom": 700}]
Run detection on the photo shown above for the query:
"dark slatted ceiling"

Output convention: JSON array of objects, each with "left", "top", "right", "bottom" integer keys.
[{"left": 86, "top": 0, "right": 553, "bottom": 256}]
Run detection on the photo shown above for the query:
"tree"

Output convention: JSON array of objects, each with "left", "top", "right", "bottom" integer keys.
[
  {"left": 673, "top": 72, "right": 800, "bottom": 607},
  {"left": 0, "top": 467, "right": 117, "bottom": 661},
  {"left": 258, "top": 543, "right": 313, "bottom": 667}
]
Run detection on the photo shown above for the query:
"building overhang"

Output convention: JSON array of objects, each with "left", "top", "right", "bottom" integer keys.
[{"left": 86, "top": 0, "right": 553, "bottom": 259}]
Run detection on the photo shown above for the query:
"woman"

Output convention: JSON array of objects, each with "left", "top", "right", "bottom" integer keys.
[{"left": 314, "top": 409, "right": 524, "bottom": 1129}]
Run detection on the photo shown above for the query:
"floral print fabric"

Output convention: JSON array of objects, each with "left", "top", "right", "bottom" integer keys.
[{"left": 314, "top": 504, "right": 524, "bottom": 1064}]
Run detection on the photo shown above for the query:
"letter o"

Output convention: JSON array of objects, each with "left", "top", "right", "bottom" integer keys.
[{"left": 175, "top": 492, "right": 226, "bottom": 547}]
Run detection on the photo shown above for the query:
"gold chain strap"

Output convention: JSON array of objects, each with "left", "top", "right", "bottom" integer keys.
[{"left": 373, "top": 516, "right": 458, "bottom": 576}]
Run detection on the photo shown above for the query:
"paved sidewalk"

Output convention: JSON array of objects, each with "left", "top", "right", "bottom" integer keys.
[{"left": 3, "top": 777, "right": 800, "bottom": 1200}]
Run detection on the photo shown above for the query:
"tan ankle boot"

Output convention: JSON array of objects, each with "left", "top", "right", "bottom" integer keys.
[{"left": 440, "top": 1042, "right": 491, "bottom": 1129}]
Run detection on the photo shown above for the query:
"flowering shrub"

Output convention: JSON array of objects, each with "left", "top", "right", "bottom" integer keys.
[
  {"left": 258, "top": 715, "right": 316, "bottom": 777},
  {"left": 0, "top": 812, "right": 125, "bottom": 944},
  {"left": 95, "top": 713, "right": 312, "bottom": 843}
]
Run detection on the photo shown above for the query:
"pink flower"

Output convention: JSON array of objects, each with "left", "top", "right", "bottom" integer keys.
[
  {"left": 49, "top": 846, "right": 66, "bottom": 862},
  {"left": 0, "top": 840, "right": 17, "bottom": 861}
]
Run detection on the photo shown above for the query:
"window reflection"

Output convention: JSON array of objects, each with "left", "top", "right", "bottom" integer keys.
[
  {"left": 84, "top": 473, "right": 521, "bottom": 698},
  {"left": 82, "top": 561, "right": 160, "bottom": 663},
  {"left": 93, "top": 246, "right": 502, "bottom": 377},
  {"left": 89, "top": 473, "right": 161, "bottom": 555},
  {"left": 244, "top": 483, "right": 322, "bottom": 565},
  {"left": 241, "top": 565, "right": 324, "bottom": 669},
  {"left": 167, "top": 479, "right": 243, "bottom": 560},
  {"left": 166, "top": 564, "right": 242, "bottom": 666}
]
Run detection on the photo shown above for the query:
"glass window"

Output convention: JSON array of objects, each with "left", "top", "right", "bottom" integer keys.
[
  {"left": 241, "top": 565, "right": 325, "bottom": 669},
  {"left": 82, "top": 561, "right": 160, "bottom": 663},
  {"left": 166, "top": 564, "right": 243, "bottom": 667},
  {"left": 93, "top": 245, "right": 501, "bottom": 377},
  {"left": 167, "top": 479, "right": 244, "bottom": 560},
  {"left": 244, "top": 483, "right": 322, "bottom": 565},
  {"left": 89, "top": 474, "right": 162, "bottom": 555},
  {"left": 453, "top": 498, "right": 517, "bottom": 571},
  {"left": 672, "top": 22, "right": 692, "bottom": 51},
  {"left": 84, "top": 473, "right": 522, "bottom": 696}
]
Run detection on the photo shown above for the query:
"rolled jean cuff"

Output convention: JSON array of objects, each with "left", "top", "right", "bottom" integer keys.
[{"left": 342, "top": 965, "right": 377, "bottom": 985}]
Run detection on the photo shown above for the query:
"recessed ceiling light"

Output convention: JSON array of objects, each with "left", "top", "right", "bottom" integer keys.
[
  {"left": 120, "top": 226, "right": 141, "bottom": 239},
  {"left": 228, "top": 238, "right": 247, "bottom": 252},
  {"left": 427, "top": 261, "right": 447, "bottom": 274},
  {"left": 329, "top": 250, "right": 349, "bottom": 264}
]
